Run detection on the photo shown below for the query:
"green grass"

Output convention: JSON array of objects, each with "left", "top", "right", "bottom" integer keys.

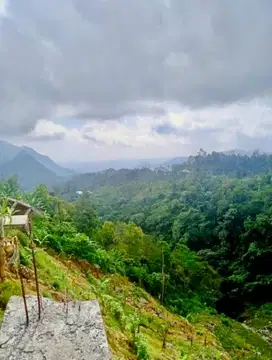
[
  {"left": 0, "top": 280, "right": 21, "bottom": 308},
  {"left": 214, "top": 317, "right": 272, "bottom": 359},
  {"left": 245, "top": 303, "right": 272, "bottom": 330},
  {"left": 0, "top": 242, "right": 271, "bottom": 359},
  {"left": 35, "top": 250, "right": 69, "bottom": 290}
]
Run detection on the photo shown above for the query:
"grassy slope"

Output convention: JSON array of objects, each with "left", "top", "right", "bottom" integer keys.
[
  {"left": 0, "top": 246, "right": 271, "bottom": 360},
  {"left": 243, "top": 304, "right": 272, "bottom": 345}
]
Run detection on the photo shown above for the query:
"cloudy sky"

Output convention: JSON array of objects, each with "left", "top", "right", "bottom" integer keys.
[{"left": 0, "top": 0, "right": 272, "bottom": 162}]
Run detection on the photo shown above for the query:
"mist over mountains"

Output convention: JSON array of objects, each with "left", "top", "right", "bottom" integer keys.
[
  {"left": 0, "top": 140, "right": 261, "bottom": 190},
  {"left": 0, "top": 140, "right": 186, "bottom": 190},
  {"left": 60, "top": 157, "right": 185, "bottom": 173}
]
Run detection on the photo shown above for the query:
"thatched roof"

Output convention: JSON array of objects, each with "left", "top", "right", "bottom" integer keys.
[{"left": 0, "top": 197, "right": 43, "bottom": 216}]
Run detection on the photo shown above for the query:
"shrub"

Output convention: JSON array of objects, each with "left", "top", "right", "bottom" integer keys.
[
  {"left": 0, "top": 281, "right": 21, "bottom": 308},
  {"left": 134, "top": 334, "right": 150, "bottom": 360}
]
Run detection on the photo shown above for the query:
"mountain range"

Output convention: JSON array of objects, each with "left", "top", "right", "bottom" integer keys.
[
  {"left": 0, "top": 140, "right": 187, "bottom": 190},
  {"left": 61, "top": 157, "right": 173, "bottom": 173},
  {"left": 0, "top": 140, "right": 74, "bottom": 190},
  {"left": 0, "top": 140, "right": 258, "bottom": 191}
]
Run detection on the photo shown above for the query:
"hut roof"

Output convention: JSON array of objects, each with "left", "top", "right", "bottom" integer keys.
[{"left": 0, "top": 197, "right": 43, "bottom": 216}]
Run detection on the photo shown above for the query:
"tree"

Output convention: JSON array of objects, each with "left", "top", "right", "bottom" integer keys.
[{"left": 72, "top": 192, "right": 99, "bottom": 237}]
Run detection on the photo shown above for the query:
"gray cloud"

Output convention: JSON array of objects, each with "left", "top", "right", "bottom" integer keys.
[
  {"left": 26, "top": 132, "right": 66, "bottom": 142},
  {"left": 258, "top": 122, "right": 272, "bottom": 132},
  {"left": 83, "top": 132, "right": 132, "bottom": 148},
  {"left": 0, "top": 0, "right": 272, "bottom": 134},
  {"left": 154, "top": 123, "right": 179, "bottom": 135},
  {"left": 75, "top": 102, "right": 167, "bottom": 120},
  {"left": 82, "top": 133, "right": 105, "bottom": 145},
  {"left": 235, "top": 132, "right": 272, "bottom": 153},
  {"left": 153, "top": 121, "right": 224, "bottom": 137}
]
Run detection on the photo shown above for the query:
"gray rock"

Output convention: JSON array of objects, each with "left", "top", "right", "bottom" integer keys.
[{"left": 0, "top": 296, "right": 111, "bottom": 360}]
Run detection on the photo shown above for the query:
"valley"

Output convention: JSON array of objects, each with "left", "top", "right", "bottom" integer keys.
[{"left": 0, "top": 150, "right": 271, "bottom": 358}]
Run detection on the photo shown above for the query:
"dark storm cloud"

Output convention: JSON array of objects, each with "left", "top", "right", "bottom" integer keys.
[{"left": 0, "top": 0, "right": 272, "bottom": 134}]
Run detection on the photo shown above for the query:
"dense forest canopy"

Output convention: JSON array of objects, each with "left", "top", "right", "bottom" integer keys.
[
  {"left": 57, "top": 150, "right": 272, "bottom": 197},
  {"left": 0, "top": 178, "right": 220, "bottom": 318},
  {"left": 56, "top": 150, "right": 272, "bottom": 318}
]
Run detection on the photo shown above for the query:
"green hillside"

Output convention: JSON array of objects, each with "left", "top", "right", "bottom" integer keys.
[
  {"left": 0, "top": 176, "right": 271, "bottom": 359},
  {"left": 1, "top": 246, "right": 271, "bottom": 360}
]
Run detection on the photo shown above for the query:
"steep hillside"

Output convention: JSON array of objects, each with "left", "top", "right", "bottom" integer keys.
[
  {"left": 57, "top": 153, "right": 272, "bottom": 319},
  {"left": 0, "top": 140, "right": 21, "bottom": 166},
  {"left": 0, "top": 235, "right": 271, "bottom": 360},
  {"left": 0, "top": 151, "right": 59, "bottom": 190},
  {"left": 22, "top": 146, "right": 74, "bottom": 177}
]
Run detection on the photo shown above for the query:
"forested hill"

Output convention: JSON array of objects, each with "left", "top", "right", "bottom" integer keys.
[
  {"left": 59, "top": 167, "right": 167, "bottom": 197},
  {"left": 185, "top": 149, "right": 272, "bottom": 176},
  {"left": 56, "top": 151, "right": 272, "bottom": 319},
  {"left": 58, "top": 150, "right": 272, "bottom": 197}
]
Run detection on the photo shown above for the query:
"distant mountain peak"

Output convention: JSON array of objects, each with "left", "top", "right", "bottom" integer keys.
[
  {"left": 0, "top": 140, "right": 73, "bottom": 190},
  {"left": 21, "top": 145, "right": 74, "bottom": 177},
  {"left": 0, "top": 150, "right": 58, "bottom": 190}
]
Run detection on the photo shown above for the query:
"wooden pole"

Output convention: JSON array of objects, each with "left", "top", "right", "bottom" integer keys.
[
  {"left": 16, "top": 233, "right": 29, "bottom": 327},
  {"left": 19, "top": 269, "right": 29, "bottom": 327},
  {"left": 29, "top": 221, "right": 41, "bottom": 320}
]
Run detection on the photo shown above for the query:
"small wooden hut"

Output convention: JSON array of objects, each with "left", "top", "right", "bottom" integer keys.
[
  {"left": 0, "top": 197, "right": 43, "bottom": 233},
  {"left": 0, "top": 198, "right": 43, "bottom": 322}
]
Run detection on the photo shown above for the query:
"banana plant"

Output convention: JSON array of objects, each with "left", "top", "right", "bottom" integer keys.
[{"left": 0, "top": 199, "right": 19, "bottom": 239}]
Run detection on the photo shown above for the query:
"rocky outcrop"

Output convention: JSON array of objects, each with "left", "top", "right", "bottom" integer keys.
[{"left": 0, "top": 296, "right": 111, "bottom": 360}]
